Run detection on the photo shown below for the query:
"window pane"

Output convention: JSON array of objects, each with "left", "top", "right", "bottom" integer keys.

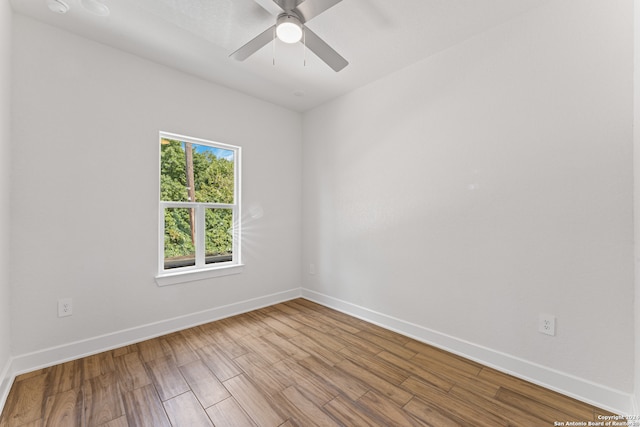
[
  {"left": 205, "top": 208, "right": 233, "bottom": 264},
  {"left": 160, "top": 139, "right": 189, "bottom": 202},
  {"left": 161, "top": 138, "right": 234, "bottom": 204},
  {"left": 164, "top": 207, "right": 196, "bottom": 269}
]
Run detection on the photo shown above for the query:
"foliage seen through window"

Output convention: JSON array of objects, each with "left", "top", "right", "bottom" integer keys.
[{"left": 160, "top": 138, "right": 236, "bottom": 269}]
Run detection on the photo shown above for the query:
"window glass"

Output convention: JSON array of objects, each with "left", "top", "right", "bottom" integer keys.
[
  {"left": 205, "top": 208, "right": 233, "bottom": 265},
  {"left": 159, "top": 133, "right": 240, "bottom": 276},
  {"left": 161, "top": 139, "right": 235, "bottom": 204},
  {"left": 163, "top": 207, "right": 196, "bottom": 270}
]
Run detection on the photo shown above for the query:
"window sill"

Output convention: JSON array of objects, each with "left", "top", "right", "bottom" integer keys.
[{"left": 155, "top": 264, "right": 244, "bottom": 287}]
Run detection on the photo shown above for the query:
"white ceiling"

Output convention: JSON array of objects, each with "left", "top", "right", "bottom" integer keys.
[{"left": 11, "top": 0, "right": 546, "bottom": 111}]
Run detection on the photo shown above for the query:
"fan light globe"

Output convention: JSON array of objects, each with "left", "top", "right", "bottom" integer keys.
[{"left": 276, "top": 15, "right": 303, "bottom": 44}]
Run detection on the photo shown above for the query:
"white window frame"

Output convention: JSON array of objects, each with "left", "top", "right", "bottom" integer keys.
[{"left": 155, "top": 131, "right": 242, "bottom": 286}]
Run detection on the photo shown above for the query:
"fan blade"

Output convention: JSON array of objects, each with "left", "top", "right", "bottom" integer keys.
[
  {"left": 273, "top": 0, "right": 301, "bottom": 12},
  {"left": 252, "top": 0, "right": 283, "bottom": 15},
  {"left": 230, "top": 25, "right": 275, "bottom": 61},
  {"left": 293, "top": 0, "right": 342, "bottom": 22},
  {"left": 303, "top": 27, "right": 348, "bottom": 72}
]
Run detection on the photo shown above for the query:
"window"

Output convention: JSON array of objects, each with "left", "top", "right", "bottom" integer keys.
[{"left": 156, "top": 132, "right": 242, "bottom": 285}]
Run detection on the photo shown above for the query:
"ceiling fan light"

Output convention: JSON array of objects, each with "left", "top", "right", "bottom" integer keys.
[{"left": 276, "top": 15, "right": 303, "bottom": 44}]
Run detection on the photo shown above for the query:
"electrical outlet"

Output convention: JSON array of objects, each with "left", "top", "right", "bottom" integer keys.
[
  {"left": 309, "top": 263, "right": 316, "bottom": 275},
  {"left": 58, "top": 298, "right": 73, "bottom": 317},
  {"left": 538, "top": 313, "right": 556, "bottom": 336}
]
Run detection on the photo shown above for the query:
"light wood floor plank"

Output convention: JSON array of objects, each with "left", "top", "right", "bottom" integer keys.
[
  {"left": 163, "top": 391, "right": 213, "bottom": 427},
  {"left": 82, "top": 351, "right": 116, "bottom": 381},
  {"left": 233, "top": 352, "right": 290, "bottom": 397},
  {"left": 336, "top": 358, "right": 413, "bottom": 406},
  {"left": 179, "top": 326, "right": 216, "bottom": 350},
  {"left": 405, "top": 339, "right": 484, "bottom": 371},
  {"left": 136, "top": 338, "right": 167, "bottom": 364},
  {"left": 101, "top": 415, "right": 129, "bottom": 427},
  {"left": 113, "top": 352, "right": 152, "bottom": 392},
  {"left": 196, "top": 344, "right": 242, "bottom": 382},
  {"left": 323, "top": 395, "right": 381, "bottom": 427},
  {"left": 112, "top": 345, "right": 137, "bottom": 358},
  {"left": 0, "top": 373, "right": 48, "bottom": 427},
  {"left": 289, "top": 313, "right": 335, "bottom": 333},
  {"left": 298, "top": 326, "right": 348, "bottom": 354},
  {"left": 403, "top": 397, "right": 466, "bottom": 427},
  {"left": 3, "top": 421, "right": 43, "bottom": 427},
  {"left": 306, "top": 311, "right": 362, "bottom": 335},
  {"left": 356, "top": 330, "right": 417, "bottom": 360},
  {"left": 82, "top": 372, "right": 125, "bottom": 426},
  {"left": 268, "top": 302, "right": 301, "bottom": 317},
  {"left": 45, "top": 360, "right": 83, "bottom": 397},
  {"left": 494, "top": 386, "right": 578, "bottom": 423},
  {"left": 254, "top": 314, "right": 301, "bottom": 339},
  {"left": 122, "top": 384, "right": 171, "bottom": 427},
  {"left": 239, "top": 335, "right": 287, "bottom": 365},
  {"left": 357, "top": 390, "right": 428, "bottom": 427},
  {"left": 325, "top": 327, "right": 383, "bottom": 356},
  {"left": 145, "top": 355, "right": 190, "bottom": 401},
  {"left": 449, "top": 384, "right": 549, "bottom": 426},
  {"left": 264, "top": 306, "right": 305, "bottom": 330},
  {"left": 272, "top": 358, "right": 338, "bottom": 407},
  {"left": 203, "top": 331, "right": 248, "bottom": 360},
  {"left": 479, "top": 367, "right": 598, "bottom": 421},
  {"left": 237, "top": 314, "right": 273, "bottom": 337},
  {"left": 401, "top": 376, "right": 509, "bottom": 427},
  {"left": 408, "top": 343, "right": 483, "bottom": 376},
  {"left": 275, "top": 386, "right": 339, "bottom": 427},
  {"left": 160, "top": 333, "right": 199, "bottom": 367},
  {"left": 205, "top": 397, "right": 257, "bottom": 427},
  {"left": 261, "top": 332, "right": 310, "bottom": 360},
  {"left": 297, "top": 356, "right": 369, "bottom": 401},
  {"left": 42, "top": 389, "right": 82, "bottom": 427},
  {"left": 216, "top": 317, "right": 254, "bottom": 340},
  {"left": 376, "top": 350, "right": 454, "bottom": 392},
  {"left": 358, "top": 321, "right": 412, "bottom": 346},
  {"left": 12, "top": 371, "right": 45, "bottom": 383},
  {"left": 222, "top": 374, "right": 285, "bottom": 427},
  {"left": 411, "top": 351, "right": 484, "bottom": 385},
  {"left": 179, "top": 360, "right": 230, "bottom": 409},
  {"left": 339, "top": 346, "right": 409, "bottom": 386},
  {"left": 288, "top": 334, "right": 345, "bottom": 366}
]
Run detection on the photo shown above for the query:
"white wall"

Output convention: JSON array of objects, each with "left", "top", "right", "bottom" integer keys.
[
  {"left": 0, "top": 0, "right": 13, "bottom": 401},
  {"left": 10, "top": 15, "right": 302, "bottom": 356},
  {"left": 634, "top": 0, "right": 640, "bottom": 415},
  {"left": 303, "top": 0, "right": 634, "bottom": 411}
]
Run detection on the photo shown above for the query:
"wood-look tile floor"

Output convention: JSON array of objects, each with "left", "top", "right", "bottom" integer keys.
[{"left": 0, "top": 298, "right": 614, "bottom": 426}]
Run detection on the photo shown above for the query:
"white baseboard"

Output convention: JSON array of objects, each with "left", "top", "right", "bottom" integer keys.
[
  {"left": 3, "top": 288, "right": 301, "bottom": 394},
  {"left": 301, "top": 289, "right": 635, "bottom": 415},
  {"left": 0, "top": 355, "right": 14, "bottom": 416}
]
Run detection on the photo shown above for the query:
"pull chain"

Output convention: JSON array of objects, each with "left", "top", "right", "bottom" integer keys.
[
  {"left": 272, "top": 27, "right": 276, "bottom": 66},
  {"left": 303, "top": 27, "right": 307, "bottom": 67}
]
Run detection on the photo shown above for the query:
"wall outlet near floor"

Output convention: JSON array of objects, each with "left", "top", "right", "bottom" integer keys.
[
  {"left": 538, "top": 313, "right": 556, "bottom": 336},
  {"left": 309, "top": 263, "right": 316, "bottom": 275},
  {"left": 58, "top": 298, "right": 73, "bottom": 317}
]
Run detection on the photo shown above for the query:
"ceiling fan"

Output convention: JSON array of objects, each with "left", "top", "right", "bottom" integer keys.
[{"left": 230, "top": 0, "right": 348, "bottom": 72}]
